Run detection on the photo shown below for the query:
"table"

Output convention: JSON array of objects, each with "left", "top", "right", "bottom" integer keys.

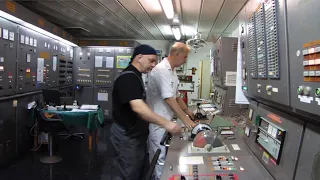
[{"left": 29, "top": 108, "right": 104, "bottom": 151}]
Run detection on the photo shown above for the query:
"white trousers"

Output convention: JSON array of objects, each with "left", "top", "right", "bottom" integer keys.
[{"left": 148, "top": 123, "right": 166, "bottom": 180}]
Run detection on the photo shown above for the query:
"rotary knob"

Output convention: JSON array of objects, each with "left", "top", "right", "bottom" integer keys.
[
  {"left": 303, "top": 87, "right": 312, "bottom": 96},
  {"left": 266, "top": 85, "right": 272, "bottom": 92}
]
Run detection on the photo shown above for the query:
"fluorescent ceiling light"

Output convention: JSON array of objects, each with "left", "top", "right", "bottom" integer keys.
[
  {"left": 159, "top": 0, "right": 174, "bottom": 19},
  {"left": 171, "top": 26, "right": 181, "bottom": 40},
  {"left": 0, "top": 10, "right": 78, "bottom": 47}
]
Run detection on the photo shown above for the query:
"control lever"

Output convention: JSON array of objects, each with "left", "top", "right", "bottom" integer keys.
[
  {"left": 160, "top": 131, "right": 168, "bottom": 146},
  {"left": 180, "top": 175, "right": 186, "bottom": 180}
]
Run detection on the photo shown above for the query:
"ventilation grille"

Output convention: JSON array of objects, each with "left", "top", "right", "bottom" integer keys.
[
  {"left": 248, "top": 15, "right": 257, "bottom": 79},
  {"left": 265, "top": 0, "right": 280, "bottom": 79},
  {"left": 255, "top": 4, "right": 267, "bottom": 79}
]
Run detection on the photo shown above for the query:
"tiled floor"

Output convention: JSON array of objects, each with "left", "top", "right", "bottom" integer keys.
[{"left": 0, "top": 122, "right": 113, "bottom": 180}]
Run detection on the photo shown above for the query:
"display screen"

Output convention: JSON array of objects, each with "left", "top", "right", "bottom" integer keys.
[{"left": 116, "top": 56, "right": 131, "bottom": 69}]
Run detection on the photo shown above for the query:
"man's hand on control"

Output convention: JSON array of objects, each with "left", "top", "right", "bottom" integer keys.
[
  {"left": 165, "top": 121, "right": 182, "bottom": 135},
  {"left": 185, "top": 109, "right": 195, "bottom": 120},
  {"left": 184, "top": 118, "right": 196, "bottom": 129}
]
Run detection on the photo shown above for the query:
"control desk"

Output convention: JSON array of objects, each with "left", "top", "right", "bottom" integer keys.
[{"left": 160, "top": 123, "right": 274, "bottom": 180}]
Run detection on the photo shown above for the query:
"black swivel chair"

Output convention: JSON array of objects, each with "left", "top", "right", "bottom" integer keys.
[{"left": 35, "top": 107, "right": 69, "bottom": 163}]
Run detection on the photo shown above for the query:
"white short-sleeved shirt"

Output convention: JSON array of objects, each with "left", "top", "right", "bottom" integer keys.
[{"left": 146, "top": 58, "right": 180, "bottom": 122}]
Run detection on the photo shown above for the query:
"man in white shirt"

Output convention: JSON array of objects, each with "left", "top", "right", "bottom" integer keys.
[{"left": 146, "top": 42, "right": 197, "bottom": 180}]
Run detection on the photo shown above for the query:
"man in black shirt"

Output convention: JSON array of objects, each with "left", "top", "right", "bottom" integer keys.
[{"left": 110, "top": 44, "right": 182, "bottom": 180}]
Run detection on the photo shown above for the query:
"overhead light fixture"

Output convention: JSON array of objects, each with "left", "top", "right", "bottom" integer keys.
[
  {"left": 171, "top": 26, "right": 181, "bottom": 40},
  {"left": 159, "top": 0, "right": 174, "bottom": 19},
  {"left": 0, "top": 10, "right": 78, "bottom": 47}
]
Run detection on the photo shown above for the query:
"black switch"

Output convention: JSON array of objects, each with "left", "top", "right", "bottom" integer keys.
[
  {"left": 180, "top": 175, "right": 186, "bottom": 180},
  {"left": 216, "top": 175, "right": 222, "bottom": 180}
]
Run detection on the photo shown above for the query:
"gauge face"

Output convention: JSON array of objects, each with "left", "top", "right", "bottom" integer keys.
[{"left": 191, "top": 124, "right": 212, "bottom": 136}]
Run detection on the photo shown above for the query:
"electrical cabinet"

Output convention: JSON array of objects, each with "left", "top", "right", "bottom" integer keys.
[
  {"left": 75, "top": 87, "right": 94, "bottom": 105},
  {"left": 58, "top": 43, "right": 72, "bottom": 86},
  {"left": 212, "top": 37, "right": 245, "bottom": 115},
  {"left": 17, "top": 26, "right": 39, "bottom": 92},
  {"left": 114, "top": 47, "right": 133, "bottom": 80},
  {"left": 0, "top": 100, "right": 16, "bottom": 168},
  {"left": 244, "top": 0, "right": 290, "bottom": 106},
  {"left": 295, "top": 123, "right": 320, "bottom": 180},
  {"left": 287, "top": 0, "right": 320, "bottom": 116},
  {"left": 94, "top": 48, "right": 115, "bottom": 87},
  {"left": 94, "top": 87, "right": 112, "bottom": 120},
  {"left": 246, "top": 104, "right": 304, "bottom": 180},
  {"left": 0, "top": 18, "right": 17, "bottom": 96},
  {"left": 74, "top": 47, "right": 94, "bottom": 86}
]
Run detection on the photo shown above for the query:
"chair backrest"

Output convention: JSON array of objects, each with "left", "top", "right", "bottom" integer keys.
[
  {"left": 144, "top": 148, "right": 161, "bottom": 180},
  {"left": 35, "top": 108, "right": 65, "bottom": 134},
  {"left": 42, "top": 89, "right": 61, "bottom": 106}
]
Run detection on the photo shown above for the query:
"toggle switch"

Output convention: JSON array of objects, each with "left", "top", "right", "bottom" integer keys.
[{"left": 303, "top": 86, "right": 312, "bottom": 96}]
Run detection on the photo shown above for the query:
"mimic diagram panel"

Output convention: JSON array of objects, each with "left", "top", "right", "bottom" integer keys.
[
  {"left": 94, "top": 48, "right": 114, "bottom": 86},
  {"left": 249, "top": 104, "right": 304, "bottom": 180},
  {"left": 245, "top": 0, "right": 290, "bottom": 106},
  {"left": 295, "top": 123, "right": 320, "bottom": 180},
  {"left": 94, "top": 87, "right": 112, "bottom": 119},
  {"left": 288, "top": 0, "right": 320, "bottom": 116},
  {"left": 74, "top": 47, "right": 94, "bottom": 86},
  {"left": 114, "top": 48, "right": 133, "bottom": 79},
  {"left": 0, "top": 18, "right": 17, "bottom": 96}
]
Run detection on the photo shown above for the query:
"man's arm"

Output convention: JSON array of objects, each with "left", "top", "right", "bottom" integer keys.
[
  {"left": 176, "top": 96, "right": 195, "bottom": 120},
  {"left": 165, "top": 97, "right": 196, "bottom": 127},
  {"left": 130, "top": 99, "right": 181, "bottom": 134}
]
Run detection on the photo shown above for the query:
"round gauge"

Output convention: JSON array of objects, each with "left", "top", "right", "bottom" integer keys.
[{"left": 191, "top": 123, "right": 212, "bottom": 138}]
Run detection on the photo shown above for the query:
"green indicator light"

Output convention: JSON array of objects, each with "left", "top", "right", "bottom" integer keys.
[
  {"left": 242, "top": 86, "right": 248, "bottom": 91},
  {"left": 297, "top": 87, "right": 301, "bottom": 93},
  {"left": 316, "top": 88, "right": 320, "bottom": 95}
]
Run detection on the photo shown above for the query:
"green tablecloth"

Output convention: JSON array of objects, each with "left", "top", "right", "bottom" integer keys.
[{"left": 29, "top": 108, "right": 104, "bottom": 131}]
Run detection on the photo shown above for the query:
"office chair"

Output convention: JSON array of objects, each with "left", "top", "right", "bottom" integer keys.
[
  {"left": 144, "top": 148, "right": 161, "bottom": 180},
  {"left": 35, "top": 107, "right": 68, "bottom": 163}
]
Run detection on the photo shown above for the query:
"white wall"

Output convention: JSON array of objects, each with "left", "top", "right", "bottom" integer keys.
[
  {"left": 230, "top": 26, "right": 240, "bottom": 38},
  {"left": 185, "top": 42, "right": 214, "bottom": 103}
]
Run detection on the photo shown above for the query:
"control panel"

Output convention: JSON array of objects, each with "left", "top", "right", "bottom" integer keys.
[
  {"left": 0, "top": 18, "right": 16, "bottom": 96},
  {"left": 256, "top": 116, "right": 285, "bottom": 164},
  {"left": 17, "top": 26, "right": 38, "bottom": 92},
  {"left": 244, "top": 0, "right": 290, "bottom": 106},
  {"left": 247, "top": 104, "right": 304, "bottom": 180},
  {"left": 58, "top": 43, "right": 73, "bottom": 86},
  {"left": 287, "top": 0, "right": 320, "bottom": 116},
  {"left": 94, "top": 48, "right": 114, "bottom": 86},
  {"left": 74, "top": 47, "right": 94, "bottom": 85},
  {"left": 114, "top": 48, "right": 133, "bottom": 79},
  {"left": 51, "top": 39, "right": 60, "bottom": 87}
]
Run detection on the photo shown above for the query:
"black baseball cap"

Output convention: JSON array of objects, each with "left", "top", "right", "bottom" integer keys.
[{"left": 130, "top": 44, "right": 157, "bottom": 63}]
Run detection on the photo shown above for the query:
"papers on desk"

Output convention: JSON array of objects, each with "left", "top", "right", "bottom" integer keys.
[
  {"left": 179, "top": 156, "right": 204, "bottom": 165},
  {"left": 71, "top": 109, "right": 96, "bottom": 112},
  {"left": 80, "top": 104, "right": 98, "bottom": 110}
]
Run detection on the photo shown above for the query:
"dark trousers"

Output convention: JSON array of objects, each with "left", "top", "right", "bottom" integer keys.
[{"left": 109, "top": 123, "right": 149, "bottom": 180}]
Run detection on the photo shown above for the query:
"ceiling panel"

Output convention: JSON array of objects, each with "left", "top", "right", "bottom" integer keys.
[
  {"left": 116, "top": 0, "right": 164, "bottom": 40},
  {"left": 21, "top": 1, "right": 109, "bottom": 37},
  {"left": 37, "top": 1, "right": 118, "bottom": 37},
  {"left": 97, "top": 0, "right": 158, "bottom": 40},
  {"left": 207, "top": 0, "right": 247, "bottom": 40},
  {"left": 77, "top": 0, "right": 144, "bottom": 39},
  {"left": 198, "top": 0, "right": 224, "bottom": 40},
  {"left": 138, "top": 0, "right": 174, "bottom": 40},
  {"left": 181, "top": 0, "right": 202, "bottom": 39},
  {"left": 59, "top": 0, "right": 139, "bottom": 38}
]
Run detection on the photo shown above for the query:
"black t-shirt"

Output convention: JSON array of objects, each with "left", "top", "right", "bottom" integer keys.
[{"left": 112, "top": 65, "right": 149, "bottom": 137}]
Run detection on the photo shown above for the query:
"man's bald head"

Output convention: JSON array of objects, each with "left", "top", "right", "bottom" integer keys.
[
  {"left": 169, "top": 42, "right": 190, "bottom": 56},
  {"left": 167, "top": 42, "right": 190, "bottom": 68}
]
